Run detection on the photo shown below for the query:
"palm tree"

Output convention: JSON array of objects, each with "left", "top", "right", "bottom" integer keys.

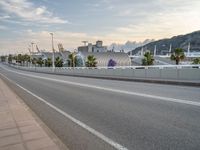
[
  {"left": 32, "top": 58, "right": 37, "bottom": 66},
  {"left": 8, "top": 54, "right": 13, "bottom": 64},
  {"left": 45, "top": 58, "right": 52, "bottom": 67},
  {"left": 170, "top": 48, "right": 185, "bottom": 65},
  {"left": 17, "top": 54, "right": 22, "bottom": 64},
  {"left": 86, "top": 55, "right": 97, "bottom": 67},
  {"left": 24, "top": 54, "right": 30, "bottom": 63},
  {"left": 37, "top": 57, "right": 44, "bottom": 67},
  {"left": 21, "top": 54, "right": 29, "bottom": 66},
  {"left": 68, "top": 53, "right": 76, "bottom": 67},
  {"left": 0, "top": 56, "right": 6, "bottom": 62},
  {"left": 55, "top": 57, "right": 63, "bottom": 67},
  {"left": 12, "top": 55, "right": 18, "bottom": 62},
  {"left": 192, "top": 58, "right": 200, "bottom": 64},
  {"left": 142, "top": 51, "right": 154, "bottom": 66},
  {"left": 24, "top": 54, "right": 31, "bottom": 66}
]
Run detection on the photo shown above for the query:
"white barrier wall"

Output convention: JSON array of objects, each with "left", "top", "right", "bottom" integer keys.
[{"left": 11, "top": 65, "right": 200, "bottom": 81}]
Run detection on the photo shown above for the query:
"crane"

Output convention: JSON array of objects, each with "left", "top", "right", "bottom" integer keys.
[
  {"left": 58, "top": 43, "right": 64, "bottom": 52},
  {"left": 28, "top": 48, "right": 31, "bottom": 54},
  {"left": 36, "top": 45, "right": 40, "bottom": 53}
]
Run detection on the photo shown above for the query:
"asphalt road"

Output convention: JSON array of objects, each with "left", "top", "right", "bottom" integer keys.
[{"left": 0, "top": 64, "right": 200, "bottom": 150}]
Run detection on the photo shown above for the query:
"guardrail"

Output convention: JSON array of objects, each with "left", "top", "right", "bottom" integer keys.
[{"left": 9, "top": 64, "right": 200, "bottom": 82}]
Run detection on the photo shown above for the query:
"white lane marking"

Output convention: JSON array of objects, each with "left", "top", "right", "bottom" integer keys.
[
  {"left": 0, "top": 72, "right": 128, "bottom": 150},
  {"left": 2, "top": 66, "right": 200, "bottom": 107}
]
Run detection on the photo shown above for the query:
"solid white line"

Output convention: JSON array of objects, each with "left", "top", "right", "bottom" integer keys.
[
  {"left": 0, "top": 72, "right": 128, "bottom": 150},
  {"left": 2, "top": 66, "right": 200, "bottom": 107}
]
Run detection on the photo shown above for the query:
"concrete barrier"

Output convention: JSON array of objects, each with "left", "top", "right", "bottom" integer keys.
[{"left": 8, "top": 64, "right": 200, "bottom": 86}]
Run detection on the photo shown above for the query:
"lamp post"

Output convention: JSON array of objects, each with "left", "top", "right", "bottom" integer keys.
[
  {"left": 50, "top": 33, "right": 55, "bottom": 69},
  {"left": 31, "top": 42, "right": 35, "bottom": 67}
]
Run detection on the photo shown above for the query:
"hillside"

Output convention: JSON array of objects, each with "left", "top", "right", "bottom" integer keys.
[{"left": 128, "top": 30, "right": 200, "bottom": 55}]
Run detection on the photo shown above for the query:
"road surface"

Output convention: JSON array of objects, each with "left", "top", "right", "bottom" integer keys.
[{"left": 0, "top": 64, "right": 200, "bottom": 150}]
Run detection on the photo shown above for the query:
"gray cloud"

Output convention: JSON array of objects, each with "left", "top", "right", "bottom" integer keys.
[{"left": 0, "top": 0, "right": 68, "bottom": 24}]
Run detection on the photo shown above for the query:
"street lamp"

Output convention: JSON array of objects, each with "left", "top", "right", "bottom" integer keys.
[
  {"left": 31, "top": 42, "right": 35, "bottom": 67},
  {"left": 50, "top": 33, "right": 55, "bottom": 69}
]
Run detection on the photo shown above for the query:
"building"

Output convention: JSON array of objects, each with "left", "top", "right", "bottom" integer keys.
[
  {"left": 77, "top": 51, "right": 131, "bottom": 67},
  {"left": 30, "top": 41, "right": 131, "bottom": 67},
  {"left": 77, "top": 41, "right": 131, "bottom": 67},
  {"left": 78, "top": 41, "right": 107, "bottom": 53},
  {"left": 31, "top": 51, "right": 71, "bottom": 66}
]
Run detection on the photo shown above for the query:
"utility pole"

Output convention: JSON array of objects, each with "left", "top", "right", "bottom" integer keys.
[{"left": 50, "top": 33, "right": 55, "bottom": 69}]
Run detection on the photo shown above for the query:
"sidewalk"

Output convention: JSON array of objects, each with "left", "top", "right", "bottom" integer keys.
[{"left": 0, "top": 78, "right": 67, "bottom": 150}]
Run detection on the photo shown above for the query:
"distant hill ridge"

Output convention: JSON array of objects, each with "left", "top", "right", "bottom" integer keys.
[{"left": 128, "top": 30, "right": 200, "bottom": 55}]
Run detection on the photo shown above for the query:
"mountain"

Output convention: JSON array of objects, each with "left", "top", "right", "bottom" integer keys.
[
  {"left": 108, "top": 39, "right": 154, "bottom": 52},
  {"left": 128, "top": 30, "right": 200, "bottom": 55}
]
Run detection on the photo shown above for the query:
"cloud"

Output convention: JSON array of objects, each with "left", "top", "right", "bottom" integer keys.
[
  {"left": 0, "top": 15, "right": 10, "bottom": 20},
  {"left": 0, "top": 29, "right": 136, "bottom": 54},
  {"left": 108, "top": 39, "right": 155, "bottom": 52},
  {"left": 112, "top": 0, "right": 200, "bottom": 41},
  {"left": 0, "top": 0, "right": 68, "bottom": 24},
  {"left": 0, "top": 25, "right": 8, "bottom": 30},
  {"left": 1, "top": 0, "right": 200, "bottom": 54}
]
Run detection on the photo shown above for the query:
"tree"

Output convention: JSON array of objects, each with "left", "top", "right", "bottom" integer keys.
[
  {"left": 55, "top": 57, "right": 63, "bottom": 67},
  {"left": 24, "top": 54, "right": 30, "bottom": 64},
  {"left": 8, "top": 54, "right": 13, "bottom": 64},
  {"left": 192, "top": 58, "right": 200, "bottom": 64},
  {"left": 142, "top": 51, "right": 154, "bottom": 66},
  {"left": 37, "top": 57, "right": 44, "bottom": 67},
  {"left": 32, "top": 58, "right": 37, "bottom": 66},
  {"left": 68, "top": 53, "right": 76, "bottom": 67},
  {"left": 45, "top": 58, "right": 52, "bottom": 67},
  {"left": 86, "top": 55, "right": 97, "bottom": 67},
  {"left": 17, "top": 54, "right": 23, "bottom": 64},
  {"left": 0, "top": 56, "right": 6, "bottom": 62},
  {"left": 12, "top": 55, "right": 18, "bottom": 62},
  {"left": 24, "top": 54, "right": 31, "bottom": 66},
  {"left": 170, "top": 48, "right": 185, "bottom": 65}
]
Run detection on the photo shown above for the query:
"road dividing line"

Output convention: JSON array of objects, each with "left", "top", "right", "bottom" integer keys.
[
  {"left": 2, "top": 66, "right": 200, "bottom": 107},
  {"left": 0, "top": 72, "right": 129, "bottom": 150}
]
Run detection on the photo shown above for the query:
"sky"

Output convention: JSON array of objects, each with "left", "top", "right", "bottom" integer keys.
[{"left": 0, "top": 0, "right": 200, "bottom": 54}]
